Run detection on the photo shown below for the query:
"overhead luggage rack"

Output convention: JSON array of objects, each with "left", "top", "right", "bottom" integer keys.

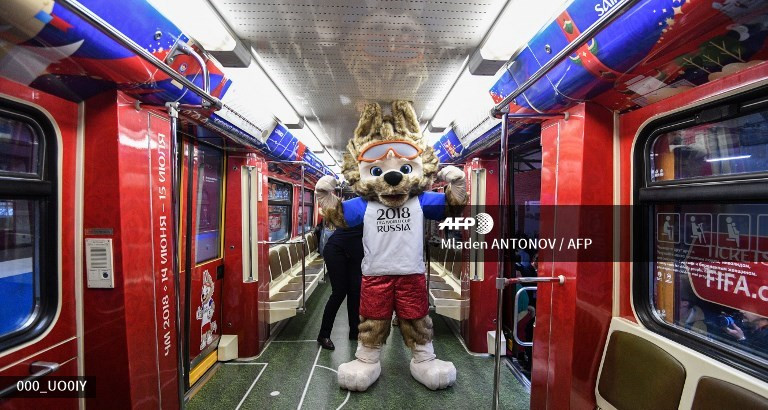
[
  {"left": 58, "top": 0, "right": 223, "bottom": 110},
  {"left": 489, "top": 0, "right": 642, "bottom": 118}
]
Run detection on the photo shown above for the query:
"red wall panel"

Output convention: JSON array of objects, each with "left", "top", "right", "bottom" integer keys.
[
  {"left": 530, "top": 103, "right": 615, "bottom": 410},
  {"left": 83, "top": 91, "right": 179, "bottom": 409},
  {"left": 82, "top": 91, "right": 132, "bottom": 409},
  {"left": 222, "top": 155, "right": 270, "bottom": 358},
  {"left": 464, "top": 160, "right": 499, "bottom": 353}
]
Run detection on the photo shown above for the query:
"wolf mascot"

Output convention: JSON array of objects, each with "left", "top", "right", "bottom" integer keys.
[{"left": 315, "top": 100, "right": 467, "bottom": 391}]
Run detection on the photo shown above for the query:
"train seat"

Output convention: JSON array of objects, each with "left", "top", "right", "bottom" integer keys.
[
  {"left": 691, "top": 377, "right": 768, "bottom": 409},
  {"left": 428, "top": 274, "right": 446, "bottom": 283},
  {"left": 269, "top": 291, "right": 302, "bottom": 302},
  {"left": 427, "top": 247, "right": 468, "bottom": 321},
  {"left": 266, "top": 233, "right": 325, "bottom": 323},
  {"left": 428, "top": 281, "right": 454, "bottom": 290},
  {"left": 597, "top": 331, "right": 686, "bottom": 410},
  {"left": 278, "top": 282, "right": 304, "bottom": 292}
]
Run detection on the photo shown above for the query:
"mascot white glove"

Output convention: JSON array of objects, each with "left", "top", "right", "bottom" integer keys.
[
  {"left": 437, "top": 165, "right": 467, "bottom": 205},
  {"left": 315, "top": 175, "right": 340, "bottom": 210}
]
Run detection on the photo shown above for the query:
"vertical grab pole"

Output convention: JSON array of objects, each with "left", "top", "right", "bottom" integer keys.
[
  {"left": 166, "top": 102, "right": 186, "bottom": 407},
  {"left": 300, "top": 163, "right": 306, "bottom": 312},
  {"left": 182, "top": 134, "right": 195, "bottom": 390},
  {"left": 426, "top": 224, "right": 431, "bottom": 293},
  {"left": 492, "top": 112, "right": 510, "bottom": 410},
  {"left": 246, "top": 166, "right": 254, "bottom": 282}
]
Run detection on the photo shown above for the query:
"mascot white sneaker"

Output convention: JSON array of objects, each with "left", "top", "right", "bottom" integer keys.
[
  {"left": 315, "top": 101, "right": 467, "bottom": 392},
  {"left": 337, "top": 345, "right": 381, "bottom": 391},
  {"left": 411, "top": 342, "right": 457, "bottom": 390}
]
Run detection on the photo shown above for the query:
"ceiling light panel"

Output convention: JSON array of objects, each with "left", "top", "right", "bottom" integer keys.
[
  {"left": 147, "top": 0, "right": 237, "bottom": 51},
  {"left": 291, "top": 127, "right": 323, "bottom": 152},
  {"left": 480, "top": 0, "right": 571, "bottom": 62},
  {"left": 430, "top": 67, "right": 499, "bottom": 129},
  {"left": 222, "top": 61, "right": 301, "bottom": 127}
]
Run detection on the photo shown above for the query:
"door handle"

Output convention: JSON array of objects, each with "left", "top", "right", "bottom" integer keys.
[
  {"left": 512, "top": 287, "right": 537, "bottom": 347},
  {"left": 0, "top": 361, "right": 60, "bottom": 398}
]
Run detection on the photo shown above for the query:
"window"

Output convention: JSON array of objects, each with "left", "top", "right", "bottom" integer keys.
[
  {"left": 635, "top": 89, "right": 768, "bottom": 381},
  {"left": 268, "top": 179, "right": 292, "bottom": 242},
  {"left": 0, "top": 116, "right": 42, "bottom": 177},
  {"left": 298, "top": 189, "right": 313, "bottom": 234},
  {"left": 0, "top": 101, "right": 57, "bottom": 350},
  {"left": 650, "top": 110, "right": 768, "bottom": 183},
  {"left": 194, "top": 145, "right": 224, "bottom": 264},
  {"left": 651, "top": 203, "right": 768, "bottom": 361}
]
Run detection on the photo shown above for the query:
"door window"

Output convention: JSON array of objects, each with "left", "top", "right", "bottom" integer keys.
[
  {"left": 0, "top": 117, "right": 41, "bottom": 177},
  {"left": 194, "top": 145, "right": 224, "bottom": 264},
  {"left": 0, "top": 103, "right": 56, "bottom": 350}
]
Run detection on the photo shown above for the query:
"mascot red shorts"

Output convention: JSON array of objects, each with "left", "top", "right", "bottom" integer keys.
[{"left": 359, "top": 274, "right": 429, "bottom": 320}]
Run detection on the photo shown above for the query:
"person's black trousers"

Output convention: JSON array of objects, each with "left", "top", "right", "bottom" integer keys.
[{"left": 318, "top": 239, "right": 362, "bottom": 339}]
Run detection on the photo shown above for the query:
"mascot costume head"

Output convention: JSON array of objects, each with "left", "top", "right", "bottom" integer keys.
[{"left": 315, "top": 100, "right": 467, "bottom": 391}]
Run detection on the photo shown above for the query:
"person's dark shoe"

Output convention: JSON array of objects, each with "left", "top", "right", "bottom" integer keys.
[{"left": 317, "top": 337, "right": 335, "bottom": 350}]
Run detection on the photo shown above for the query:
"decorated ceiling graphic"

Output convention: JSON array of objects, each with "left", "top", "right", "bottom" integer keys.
[
  {"left": 0, "top": 0, "right": 333, "bottom": 177},
  {"left": 490, "top": 0, "right": 768, "bottom": 114}
]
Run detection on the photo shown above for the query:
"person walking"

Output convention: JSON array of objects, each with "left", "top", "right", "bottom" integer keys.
[{"left": 316, "top": 220, "right": 364, "bottom": 350}]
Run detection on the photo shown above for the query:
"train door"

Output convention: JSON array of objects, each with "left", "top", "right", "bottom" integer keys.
[
  {"left": 0, "top": 87, "right": 79, "bottom": 408},
  {"left": 504, "top": 141, "right": 542, "bottom": 381},
  {"left": 179, "top": 139, "right": 226, "bottom": 390}
]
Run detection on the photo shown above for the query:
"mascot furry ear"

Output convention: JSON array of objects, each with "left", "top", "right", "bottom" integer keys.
[{"left": 315, "top": 100, "right": 466, "bottom": 392}]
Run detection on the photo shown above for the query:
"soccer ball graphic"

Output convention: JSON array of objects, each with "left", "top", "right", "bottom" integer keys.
[{"left": 475, "top": 213, "right": 494, "bottom": 235}]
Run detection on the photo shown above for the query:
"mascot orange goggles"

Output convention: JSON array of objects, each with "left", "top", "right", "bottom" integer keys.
[{"left": 357, "top": 140, "right": 423, "bottom": 162}]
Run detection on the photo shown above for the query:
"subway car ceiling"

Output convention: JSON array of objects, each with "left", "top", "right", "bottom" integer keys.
[{"left": 5, "top": 0, "right": 765, "bottom": 173}]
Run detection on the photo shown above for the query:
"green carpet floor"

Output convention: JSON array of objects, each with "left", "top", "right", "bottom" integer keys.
[{"left": 187, "top": 280, "right": 530, "bottom": 409}]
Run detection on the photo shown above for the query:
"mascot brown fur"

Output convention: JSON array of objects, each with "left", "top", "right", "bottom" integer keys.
[{"left": 315, "top": 100, "right": 466, "bottom": 391}]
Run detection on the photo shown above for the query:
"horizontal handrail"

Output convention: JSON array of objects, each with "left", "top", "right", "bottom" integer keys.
[
  {"left": 260, "top": 240, "right": 306, "bottom": 245},
  {"left": 490, "top": 0, "right": 641, "bottom": 118},
  {"left": 266, "top": 160, "right": 333, "bottom": 177},
  {"left": 504, "top": 113, "right": 567, "bottom": 119},
  {"left": 57, "top": 0, "right": 223, "bottom": 110},
  {"left": 497, "top": 275, "right": 565, "bottom": 289}
]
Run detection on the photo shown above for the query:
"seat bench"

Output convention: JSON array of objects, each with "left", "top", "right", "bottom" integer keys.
[
  {"left": 426, "top": 244, "right": 468, "bottom": 321},
  {"left": 267, "top": 233, "right": 324, "bottom": 323}
]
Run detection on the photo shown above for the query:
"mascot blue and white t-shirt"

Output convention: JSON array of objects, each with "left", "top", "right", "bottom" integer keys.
[{"left": 316, "top": 101, "right": 467, "bottom": 392}]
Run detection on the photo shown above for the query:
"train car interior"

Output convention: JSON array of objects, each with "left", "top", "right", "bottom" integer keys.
[{"left": 1, "top": 0, "right": 768, "bottom": 409}]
